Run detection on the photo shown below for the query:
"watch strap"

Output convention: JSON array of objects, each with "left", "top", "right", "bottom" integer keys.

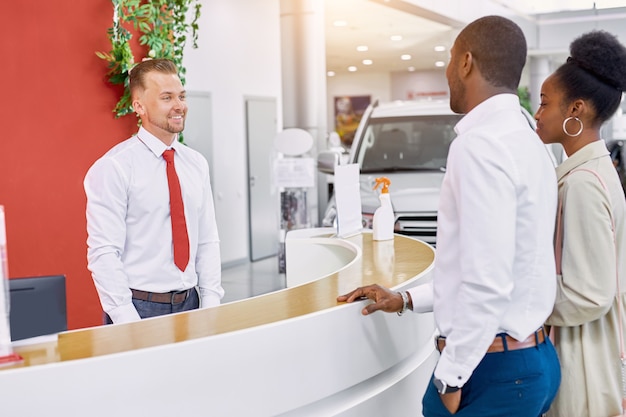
[{"left": 434, "top": 377, "right": 460, "bottom": 394}]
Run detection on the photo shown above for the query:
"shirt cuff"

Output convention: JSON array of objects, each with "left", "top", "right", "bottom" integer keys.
[
  {"left": 200, "top": 293, "right": 221, "bottom": 309},
  {"left": 406, "top": 282, "right": 434, "bottom": 313},
  {"left": 107, "top": 303, "right": 142, "bottom": 324},
  {"left": 434, "top": 353, "right": 473, "bottom": 388}
]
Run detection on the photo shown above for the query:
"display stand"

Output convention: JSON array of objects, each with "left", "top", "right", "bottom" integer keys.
[
  {"left": 274, "top": 129, "right": 316, "bottom": 273},
  {"left": 0, "top": 206, "right": 22, "bottom": 366}
]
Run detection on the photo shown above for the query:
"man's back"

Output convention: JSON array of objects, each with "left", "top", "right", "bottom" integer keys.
[{"left": 433, "top": 93, "right": 557, "bottom": 376}]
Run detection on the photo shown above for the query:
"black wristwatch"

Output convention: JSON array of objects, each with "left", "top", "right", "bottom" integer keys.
[{"left": 433, "top": 377, "right": 460, "bottom": 394}]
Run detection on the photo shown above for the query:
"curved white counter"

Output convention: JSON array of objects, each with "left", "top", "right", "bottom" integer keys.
[
  {"left": 1, "top": 231, "right": 436, "bottom": 416},
  {"left": 285, "top": 227, "right": 362, "bottom": 287}
]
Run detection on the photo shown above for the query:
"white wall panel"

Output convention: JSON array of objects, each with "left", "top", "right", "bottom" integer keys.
[{"left": 184, "top": 0, "right": 283, "bottom": 264}]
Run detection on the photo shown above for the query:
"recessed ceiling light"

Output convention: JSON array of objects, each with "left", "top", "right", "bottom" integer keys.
[
  {"left": 408, "top": 66, "right": 416, "bottom": 72},
  {"left": 333, "top": 20, "right": 347, "bottom": 27},
  {"left": 434, "top": 45, "right": 446, "bottom": 52},
  {"left": 435, "top": 61, "right": 445, "bottom": 67},
  {"left": 348, "top": 66, "right": 358, "bottom": 72},
  {"left": 356, "top": 45, "right": 368, "bottom": 52},
  {"left": 390, "top": 35, "right": 403, "bottom": 41},
  {"left": 401, "top": 54, "right": 411, "bottom": 61},
  {"left": 327, "top": 71, "right": 336, "bottom": 77},
  {"left": 362, "top": 59, "right": 373, "bottom": 65}
]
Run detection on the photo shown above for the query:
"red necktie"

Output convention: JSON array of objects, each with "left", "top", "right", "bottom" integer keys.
[{"left": 163, "top": 149, "right": 190, "bottom": 272}]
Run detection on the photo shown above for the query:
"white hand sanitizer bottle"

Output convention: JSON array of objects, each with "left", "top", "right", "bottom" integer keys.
[{"left": 372, "top": 177, "right": 394, "bottom": 241}]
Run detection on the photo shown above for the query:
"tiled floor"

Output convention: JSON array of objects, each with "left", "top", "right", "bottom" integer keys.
[{"left": 221, "top": 256, "right": 286, "bottom": 303}]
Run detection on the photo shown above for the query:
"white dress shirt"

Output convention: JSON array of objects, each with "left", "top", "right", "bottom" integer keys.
[
  {"left": 408, "top": 94, "right": 558, "bottom": 386},
  {"left": 84, "top": 127, "right": 224, "bottom": 323}
]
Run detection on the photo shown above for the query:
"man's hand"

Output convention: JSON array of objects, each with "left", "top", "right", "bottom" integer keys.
[
  {"left": 440, "top": 390, "right": 462, "bottom": 414},
  {"left": 337, "top": 284, "right": 404, "bottom": 315}
]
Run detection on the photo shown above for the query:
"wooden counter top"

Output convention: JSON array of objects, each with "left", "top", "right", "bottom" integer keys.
[{"left": 5, "top": 232, "right": 434, "bottom": 370}]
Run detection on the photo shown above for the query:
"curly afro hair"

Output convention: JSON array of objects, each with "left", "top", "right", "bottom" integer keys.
[{"left": 554, "top": 30, "right": 626, "bottom": 123}]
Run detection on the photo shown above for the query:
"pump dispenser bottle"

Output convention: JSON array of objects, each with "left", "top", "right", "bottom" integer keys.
[{"left": 372, "top": 177, "right": 394, "bottom": 241}]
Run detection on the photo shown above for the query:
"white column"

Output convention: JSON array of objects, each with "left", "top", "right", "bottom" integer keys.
[
  {"left": 529, "top": 56, "right": 551, "bottom": 114},
  {"left": 280, "top": 0, "right": 328, "bottom": 225}
]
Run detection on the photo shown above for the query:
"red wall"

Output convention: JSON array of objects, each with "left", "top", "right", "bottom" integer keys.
[{"left": 1, "top": 1, "right": 139, "bottom": 328}]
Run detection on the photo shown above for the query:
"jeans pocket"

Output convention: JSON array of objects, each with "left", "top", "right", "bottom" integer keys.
[
  {"left": 483, "top": 350, "right": 542, "bottom": 383},
  {"left": 423, "top": 378, "right": 456, "bottom": 416}
]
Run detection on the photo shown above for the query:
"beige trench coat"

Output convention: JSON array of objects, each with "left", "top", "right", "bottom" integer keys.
[{"left": 546, "top": 141, "right": 626, "bottom": 417}]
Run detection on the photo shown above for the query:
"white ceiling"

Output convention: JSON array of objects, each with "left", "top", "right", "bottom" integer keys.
[
  {"left": 324, "top": 0, "right": 457, "bottom": 75},
  {"left": 323, "top": 0, "right": 626, "bottom": 76},
  {"left": 496, "top": 0, "right": 626, "bottom": 14}
]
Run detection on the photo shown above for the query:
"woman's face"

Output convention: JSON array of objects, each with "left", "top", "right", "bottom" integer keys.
[{"left": 534, "top": 75, "right": 568, "bottom": 145}]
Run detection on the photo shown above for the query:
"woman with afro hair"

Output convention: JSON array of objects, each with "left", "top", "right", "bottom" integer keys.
[{"left": 534, "top": 30, "right": 626, "bottom": 416}]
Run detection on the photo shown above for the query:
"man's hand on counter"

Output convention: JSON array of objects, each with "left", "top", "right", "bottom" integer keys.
[{"left": 337, "top": 284, "right": 412, "bottom": 315}]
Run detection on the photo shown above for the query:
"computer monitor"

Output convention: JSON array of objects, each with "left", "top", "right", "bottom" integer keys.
[{"left": 7, "top": 275, "right": 67, "bottom": 341}]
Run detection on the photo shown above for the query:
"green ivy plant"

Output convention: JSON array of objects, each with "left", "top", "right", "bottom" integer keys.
[
  {"left": 518, "top": 86, "right": 533, "bottom": 115},
  {"left": 96, "top": 0, "right": 201, "bottom": 118}
]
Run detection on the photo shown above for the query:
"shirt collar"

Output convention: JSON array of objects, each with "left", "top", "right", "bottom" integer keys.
[
  {"left": 454, "top": 94, "right": 521, "bottom": 135},
  {"left": 556, "top": 140, "right": 610, "bottom": 181},
  {"left": 136, "top": 126, "right": 181, "bottom": 158}
]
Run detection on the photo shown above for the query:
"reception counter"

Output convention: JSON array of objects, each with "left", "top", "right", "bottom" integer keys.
[{"left": 0, "top": 230, "right": 436, "bottom": 416}]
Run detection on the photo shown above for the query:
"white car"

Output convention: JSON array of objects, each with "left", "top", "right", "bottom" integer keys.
[{"left": 318, "top": 99, "right": 554, "bottom": 246}]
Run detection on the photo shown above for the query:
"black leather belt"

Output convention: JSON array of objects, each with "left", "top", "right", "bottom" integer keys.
[{"left": 131, "top": 288, "right": 192, "bottom": 304}]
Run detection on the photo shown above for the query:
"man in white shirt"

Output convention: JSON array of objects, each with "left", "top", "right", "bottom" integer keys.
[
  {"left": 338, "top": 16, "right": 560, "bottom": 416},
  {"left": 84, "top": 59, "right": 223, "bottom": 324}
]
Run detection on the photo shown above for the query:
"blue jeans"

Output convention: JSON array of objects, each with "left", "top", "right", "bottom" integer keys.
[
  {"left": 422, "top": 337, "right": 560, "bottom": 417},
  {"left": 104, "top": 288, "right": 200, "bottom": 324}
]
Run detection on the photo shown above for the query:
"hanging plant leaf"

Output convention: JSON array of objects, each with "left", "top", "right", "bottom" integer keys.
[{"left": 96, "top": 0, "right": 202, "bottom": 133}]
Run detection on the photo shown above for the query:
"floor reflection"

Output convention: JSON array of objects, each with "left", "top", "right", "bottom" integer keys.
[{"left": 221, "top": 256, "right": 286, "bottom": 303}]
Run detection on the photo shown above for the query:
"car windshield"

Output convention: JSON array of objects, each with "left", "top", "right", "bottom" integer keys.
[{"left": 355, "top": 115, "right": 462, "bottom": 173}]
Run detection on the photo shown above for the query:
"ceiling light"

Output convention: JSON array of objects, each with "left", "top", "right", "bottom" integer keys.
[
  {"left": 408, "top": 66, "right": 416, "bottom": 72},
  {"left": 434, "top": 45, "right": 446, "bottom": 52},
  {"left": 435, "top": 61, "right": 446, "bottom": 67},
  {"left": 401, "top": 54, "right": 411, "bottom": 61},
  {"left": 327, "top": 71, "right": 336, "bottom": 77},
  {"left": 333, "top": 20, "right": 347, "bottom": 27},
  {"left": 390, "top": 35, "right": 403, "bottom": 41},
  {"left": 362, "top": 59, "right": 373, "bottom": 65},
  {"left": 356, "top": 45, "right": 368, "bottom": 52},
  {"left": 348, "top": 66, "right": 358, "bottom": 72}
]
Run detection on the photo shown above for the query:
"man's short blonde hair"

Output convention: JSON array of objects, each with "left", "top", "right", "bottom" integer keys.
[{"left": 129, "top": 59, "right": 179, "bottom": 98}]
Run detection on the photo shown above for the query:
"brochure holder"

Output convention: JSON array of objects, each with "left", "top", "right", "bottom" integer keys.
[
  {"left": 274, "top": 129, "right": 316, "bottom": 273},
  {"left": 334, "top": 164, "right": 363, "bottom": 238}
]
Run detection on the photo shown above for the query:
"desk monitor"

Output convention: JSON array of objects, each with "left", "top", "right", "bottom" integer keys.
[{"left": 8, "top": 275, "right": 67, "bottom": 341}]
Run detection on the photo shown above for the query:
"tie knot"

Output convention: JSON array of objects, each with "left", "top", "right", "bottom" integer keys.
[{"left": 163, "top": 149, "right": 175, "bottom": 163}]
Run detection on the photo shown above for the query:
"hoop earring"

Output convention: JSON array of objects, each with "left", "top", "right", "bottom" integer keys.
[{"left": 563, "top": 116, "right": 583, "bottom": 137}]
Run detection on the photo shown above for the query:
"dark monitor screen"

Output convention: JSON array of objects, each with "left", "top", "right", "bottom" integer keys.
[{"left": 7, "top": 275, "right": 67, "bottom": 341}]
